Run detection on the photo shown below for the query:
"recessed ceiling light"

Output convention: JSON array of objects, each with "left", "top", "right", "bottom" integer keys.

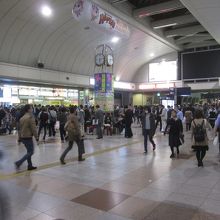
[
  {"left": 111, "top": 37, "right": 120, "bottom": 43},
  {"left": 115, "top": 76, "right": 120, "bottom": 81},
  {"left": 41, "top": 5, "right": 52, "bottom": 17},
  {"left": 150, "top": 53, "right": 155, "bottom": 57}
]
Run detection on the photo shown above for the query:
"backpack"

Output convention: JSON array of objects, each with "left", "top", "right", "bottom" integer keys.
[
  {"left": 193, "top": 120, "right": 206, "bottom": 142},
  {"left": 209, "top": 111, "right": 217, "bottom": 119},
  {"left": 65, "top": 120, "right": 80, "bottom": 138},
  {"left": 49, "top": 111, "right": 56, "bottom": 123},
  {"left": 40, "top": 112, "right": 48, "bottom": 122}
]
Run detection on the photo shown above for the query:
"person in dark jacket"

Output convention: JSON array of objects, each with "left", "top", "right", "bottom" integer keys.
[
  {"left": 155, "top": 106, "right": 162, "bottom": 131},
  {"left": 38, "top": 107, "right": 48, "bottom": 141},
  {"left": 124, "top": 105, "right": 133, "bottom": 138},
  {"left": 95, "top": 105, "right": 104, "bottom": 139},
  {"left": 141, "top": 106, "right": 156, "bottom": 154},
  {"left": 165, "top": 109, "right": 183, "bottom": 158},
  {"left": 57, "top": 107, "right": 67, "bottom": 142},
  {"left": 84, "top": 105, "right": 91, "bottom": 133}
]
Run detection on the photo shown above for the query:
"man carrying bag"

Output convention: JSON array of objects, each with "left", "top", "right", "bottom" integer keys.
[{"left": 60, "top": 107, "right": 85, "bottom": 164}]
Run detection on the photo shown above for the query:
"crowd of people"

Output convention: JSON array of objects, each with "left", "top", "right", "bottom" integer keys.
[{"left": 0, "top": 102, "right": 220, "bottom": 170}]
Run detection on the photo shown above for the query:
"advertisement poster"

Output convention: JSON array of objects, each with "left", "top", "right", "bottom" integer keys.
[
  {"left": 94, "top": 73, "right": 114, "bottom": 111},
  {"left": 72, "top": 0, "right": 130, "bottom": 38}
]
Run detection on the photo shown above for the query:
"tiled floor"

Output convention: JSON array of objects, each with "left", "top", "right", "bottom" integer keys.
[{"left": 0, "top": 125, "right": 220, "bottom": 220}]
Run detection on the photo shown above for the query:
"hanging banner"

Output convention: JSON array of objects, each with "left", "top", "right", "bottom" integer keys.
[{"left": 72, "top": 0, "right": 130, "bottom": 38}]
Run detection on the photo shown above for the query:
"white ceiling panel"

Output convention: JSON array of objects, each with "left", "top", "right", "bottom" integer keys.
[{"left": 0, "top": 0, "right": 176, "bottom": 82}]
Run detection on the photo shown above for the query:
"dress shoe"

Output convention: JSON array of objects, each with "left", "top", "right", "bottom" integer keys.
[
  {"left": 78, "top": 158, "right": 85, "bottom": 161},
  {"left": 27, "top": 166, "right": 37, "bottom": 171},
  {"left": 60, "top": 159, "right": 66, "bottom": 165},
  {"left": 170, "top": 153, "right": 175, "bottom": 158},
  {"left": 14, "top": 162, "right": 20, "bottom": 171}
]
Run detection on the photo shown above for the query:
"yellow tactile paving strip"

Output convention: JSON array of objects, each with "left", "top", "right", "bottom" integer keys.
[{"left": 0, "top": 140, "right": 142, "bottom": 181}]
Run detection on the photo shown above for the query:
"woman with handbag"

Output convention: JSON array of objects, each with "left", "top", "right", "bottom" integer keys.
[
  {"left": 165, "top": 110, "right": 183, "bottom": 158},
  {"left": 60, "top": 107, "right": 85, "bottom": 165}
]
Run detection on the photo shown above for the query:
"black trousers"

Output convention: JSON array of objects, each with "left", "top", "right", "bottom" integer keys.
[
  {"left": 59, "top": 124, "right": 66, "bottom": 141},
  {"left": 49, "top": 122, "right": 56, "bottom": 136},
  {"left": 125, "top": 123, "right": 133, "bottom": 138},
  {"left": 186, "top": 123, "right": 191, "bottom": 131},
  {"left": 60, "top": 139, "right": 85, "bottom": 160},
  {"left": 156, "top": 117, "right": 162, "bottom": 131},
  {"left": 196, "top": 148, "right": 206, "bottom": 163},
  {"left": 38, "top": 123, "right": 47, "bottom": 140},
  {"left": 143, "top": 129, "right": 155, "bottom": 152}
]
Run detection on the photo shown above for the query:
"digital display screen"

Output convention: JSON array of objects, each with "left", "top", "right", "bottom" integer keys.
[
  {"left": 182, "top": 50, "right": 220, "bottom": 79},
  {"left": 149, "top": 61, "right": 177, "bottom": 82}
]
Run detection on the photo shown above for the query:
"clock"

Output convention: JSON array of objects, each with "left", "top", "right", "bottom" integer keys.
[
  {"left": 95, "top": 54, "right": 105, "bottom": 66},
  {"left": 107, "top": 54, "right": 114, "bottom": 66}
]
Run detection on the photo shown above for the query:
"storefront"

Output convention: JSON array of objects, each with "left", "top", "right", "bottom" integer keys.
[{"left": 0, "top": 85, "right": 79, "bottom": 106}]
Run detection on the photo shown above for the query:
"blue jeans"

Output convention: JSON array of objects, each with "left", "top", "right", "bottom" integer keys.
[{"left": 16, "top": 138, "right": 34, "bottom": 168}]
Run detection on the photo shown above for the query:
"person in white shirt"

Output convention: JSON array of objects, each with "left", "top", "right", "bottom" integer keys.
[
  {"left": 48, "top": 106, "right": 57, "bottom": 137},
  {"left": 161, "top": 105, "right": 167, "bottom": 132}
]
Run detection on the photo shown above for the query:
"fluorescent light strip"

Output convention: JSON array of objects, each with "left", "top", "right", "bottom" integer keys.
[{"left": 153, "top": 23, "right": 178, "bottom": 29}]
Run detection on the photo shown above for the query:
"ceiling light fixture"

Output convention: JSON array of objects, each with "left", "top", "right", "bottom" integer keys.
[
  {"left": 153, "top": 23, "right": 178, "bottom": 29},
  {"left": 115, "top": 76, "right": 120, "bottom": 82},
  {"left": 111, "top": 37, "right": 120, "bottom": 43},
  {"left": 150, "top": 53, "right": 155, "bottom": 57},
  {"left": 41, "top": 5, "right": 52, "bottom": 17}
]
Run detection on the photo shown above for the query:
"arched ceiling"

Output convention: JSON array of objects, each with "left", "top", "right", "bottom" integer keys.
[{"left": 0, "top": 0, "right": 176, "bottom": 82}]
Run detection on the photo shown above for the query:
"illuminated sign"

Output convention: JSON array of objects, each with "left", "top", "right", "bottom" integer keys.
[{"left": 149, "top": 61, "right": 177, "bottom": 82}]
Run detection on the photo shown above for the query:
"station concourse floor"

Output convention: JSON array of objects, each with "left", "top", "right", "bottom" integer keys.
[{"left": 0, "top": 125, "right": 220, "bottom": 220}]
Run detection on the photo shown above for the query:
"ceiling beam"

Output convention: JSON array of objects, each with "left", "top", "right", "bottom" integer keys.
[
  {"left": 165, "top": 25, "right": 205, "bottom": 38},
  {"left": 93, "top": 0, "right": 181, "bottom": 51},
  {"left": 183, "top": 40, "right": 218, "bottom": 49},
  {"left": 133, "top": 0, "right": 185, "bottom": 18},
  {"left": 176, "top": 35, "right": 213, "bottom": 44},
  {"left": 111, "top": 0, "right": 128, "bottom": 4},
  {"left": 152, "top": 14, "right": 197, "bottom": 29}
]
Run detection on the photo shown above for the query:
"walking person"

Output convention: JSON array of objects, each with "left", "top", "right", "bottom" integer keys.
[
  {"left": 214, "top": 113, "right": 220, "bottom": 153},
  {"left": 48, "top": 106, "right": 57, "bottom": 137},
  {"left": 124, "top": 105, "right": 133, "bottom": 138},
  {"left": 60, "top": 107, "right": 85, "bottom": 164},
  {"left": 185, "top": 107, "right": 193, "bottom": 131},
  {"left": 165, "top": 110, "right": 183, "bottom": 158},
  {"left": 38, "top": 107, "right": 48, "bottom": 141},
  {"left": 155, "top": 106, "right": 162, "bottom": 131},
  {"left": 191, "top": 109, "right": 212, "bottom": 167},
  {"left": 78, "top": 105, "right": 85, "bottom": 137},
  {"left": 4, "top": 108, "right": 12, "bottom": 134},
  {"left": 15, "top": 104, "right": 39, "bottom": 171},
  {"left": 141, "top": 106, "right": 156, "bottom": 154},
  {"left": 95, "top": 105, "right": 104, "bottom": 139},
  {"left": 57, "top": 107, "right": 67, "bottom": 143},
  {"left": 161, "top": 105, "right": 167, "bottom": 132}
]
